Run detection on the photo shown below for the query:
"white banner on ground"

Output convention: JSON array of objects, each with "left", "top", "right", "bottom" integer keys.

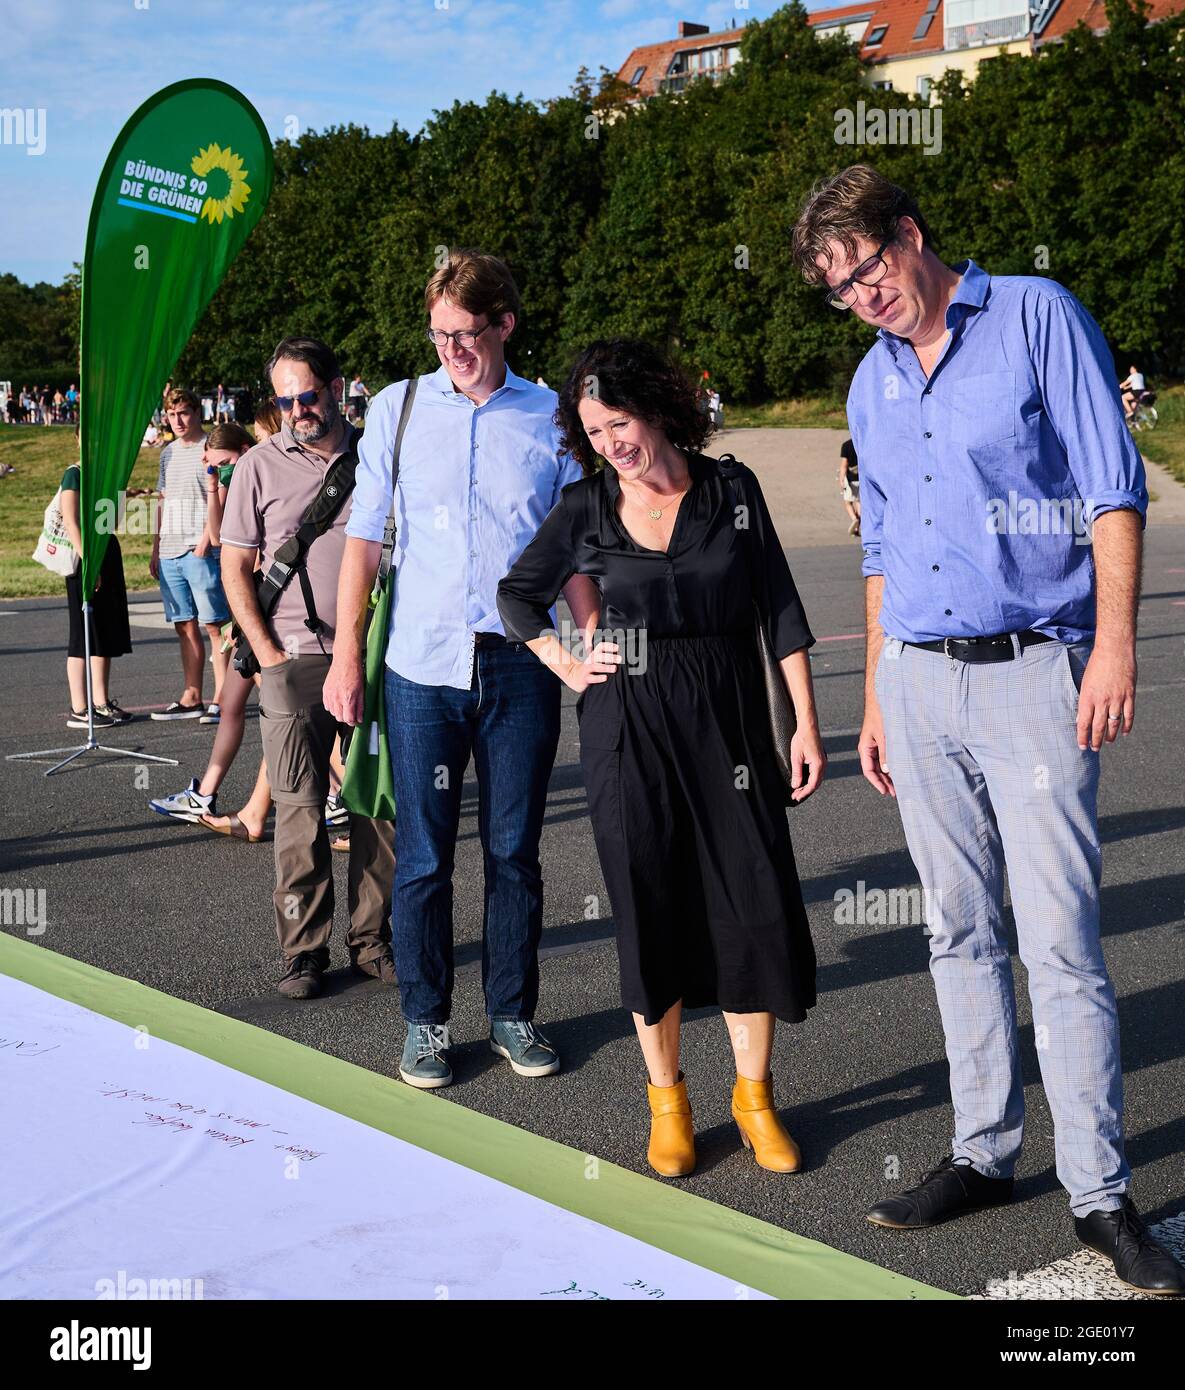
[{"left": 0, "top": 976, "right": 768, "bottom": 1301}]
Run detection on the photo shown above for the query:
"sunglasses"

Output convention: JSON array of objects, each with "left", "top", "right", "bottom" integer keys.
[{"left": 272, "top": 387, "right": 323, "bottom": 411}]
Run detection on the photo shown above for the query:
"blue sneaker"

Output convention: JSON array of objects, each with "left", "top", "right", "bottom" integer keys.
[
  {"left": 489, "top": 1020, "right": 561, "bottom": 1077},
  {"left": 399, "top": 1024, "right": 453, "bottom": 1089}
]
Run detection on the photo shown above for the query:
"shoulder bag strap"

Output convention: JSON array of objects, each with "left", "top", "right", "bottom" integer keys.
[
  {"left": 715, "top": 452, "right": 762, "bottom": 614},
  {"left": 254, "top": 428, "right": 362, "bottom": 622},
  {"left": 376, "top": 377, "right": 419, "bottom": 590}
]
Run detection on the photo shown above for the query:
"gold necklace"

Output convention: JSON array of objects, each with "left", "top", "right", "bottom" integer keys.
[{"left": 625, "top": 476, "right": 689, "bottom": 521}]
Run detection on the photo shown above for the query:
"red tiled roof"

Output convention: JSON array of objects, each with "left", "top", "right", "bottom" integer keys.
[
  {"left": 618, "top": 0, "right": 1184, "bottom": 95},
  {"left": 615, "top": 25, "right": 745, "bottom": 99},
  {"left": 1035, "top": 0, "right": 1183, "bottom": 43},
  {"left": 809, "top": 0, "right": 944, "bottom": 61}
]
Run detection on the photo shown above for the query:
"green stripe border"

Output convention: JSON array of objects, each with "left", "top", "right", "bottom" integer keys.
[{"left": 0, "top": 934, "right": 955, "bottom": 1301}]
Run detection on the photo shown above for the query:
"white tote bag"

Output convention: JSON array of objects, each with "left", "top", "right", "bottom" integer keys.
[{"left": 32, "top": 488, "right": 79, "bottom": 577}]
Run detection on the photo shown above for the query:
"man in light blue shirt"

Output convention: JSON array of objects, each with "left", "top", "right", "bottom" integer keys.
[
  {"left": 791, "top": 165, "right": 1182, "bottom": 1295},
  {"left": 326, "top": 249, "right": 594, "bottom": 1090},
  {"left": 345, "top": 362, "right": 577, "bottom": 689}
]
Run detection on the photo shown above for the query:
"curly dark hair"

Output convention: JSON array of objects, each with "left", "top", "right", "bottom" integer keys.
[{"left": 555, "top": 339, "right": 713, "bottom": 476}]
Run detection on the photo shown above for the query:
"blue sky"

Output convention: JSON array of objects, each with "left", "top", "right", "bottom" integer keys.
[{"left": 1, "top": 0, "right": 823, "bottom": 285}]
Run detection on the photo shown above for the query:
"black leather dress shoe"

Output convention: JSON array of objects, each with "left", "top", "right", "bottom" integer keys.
[
  {"left": 1075, "top": 1197, "right": 1185, "bottom": 1295},
  {"left": 866, "top": 1154, "right": 1015, "bottom": 1229}
]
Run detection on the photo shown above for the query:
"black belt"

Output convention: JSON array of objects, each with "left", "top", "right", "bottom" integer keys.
[
  {"left": 473, "top": 632, "right": 508, "bottom": 647},
  {"left": 905, "top": 629, "right": 1055, "bottom": 663}
]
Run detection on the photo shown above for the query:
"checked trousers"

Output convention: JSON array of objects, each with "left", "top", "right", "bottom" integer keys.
[{"left": 875, "top": 635, "right": 1129, "bottom": 1216}]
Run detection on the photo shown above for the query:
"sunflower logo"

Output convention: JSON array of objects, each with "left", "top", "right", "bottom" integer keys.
[{"left": 190, "top": 143, "right": 251, "bottom": 225}]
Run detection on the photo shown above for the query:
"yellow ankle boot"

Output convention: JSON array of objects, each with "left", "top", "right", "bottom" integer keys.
[
  {"left": 646, "top": 1074, "right": 695, "bottom": 1177},
  {"left": 731, "top": 1074, "right": 801, "bottom": 1172}
]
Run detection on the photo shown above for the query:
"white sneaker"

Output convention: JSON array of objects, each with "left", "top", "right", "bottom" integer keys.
[
  {"left": 199, "top": 703, "right": 221, "bottom": 724},
  {"left": 149, "top": 778, "right": 216, "bottom": 823}
]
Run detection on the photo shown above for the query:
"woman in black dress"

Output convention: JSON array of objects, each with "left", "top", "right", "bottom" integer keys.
[
  {"left": 498, "top": 340, "right": 825, "bottom": 1179},
  {"left": 60, "top": 456, "right": 133, "bottom": 726}
]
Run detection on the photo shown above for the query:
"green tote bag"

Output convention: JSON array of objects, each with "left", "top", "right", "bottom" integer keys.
[{"left": 340, "top": 377, "right": 418, "bottom": 821}]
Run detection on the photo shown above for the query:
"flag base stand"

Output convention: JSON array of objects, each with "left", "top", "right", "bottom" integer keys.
[
  {"left": 6, "top": 599, "right": 180, "bottom": 777},
  {"left": 7, "top": 742, "right": 179, "bottom": 778}
]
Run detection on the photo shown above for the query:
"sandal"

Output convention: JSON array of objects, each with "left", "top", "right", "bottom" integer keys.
[{"left": 199, "top": 812, "right": 264, "bottom": 843}]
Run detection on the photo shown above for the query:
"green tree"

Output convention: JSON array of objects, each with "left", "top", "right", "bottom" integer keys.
[
  {"left": 4, "top": 0, "right": 1182, "bottom": 404},
  {"left": 175, "top": 122, "right": 415, "bottom": 389},
  {"left": 0, "top": 271, "right": 80, "bottom": 387},
  {"left": 368, "top": 91, "right": 605, "bottom": 388}
]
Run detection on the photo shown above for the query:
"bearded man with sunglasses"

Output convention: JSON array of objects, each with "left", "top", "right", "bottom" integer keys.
[
  {"left": 791, "top": 166, "right": 1183, "bottom": 1296},
  {"left": 221, "top": 336, "right": 396, "bottom": 1001}
]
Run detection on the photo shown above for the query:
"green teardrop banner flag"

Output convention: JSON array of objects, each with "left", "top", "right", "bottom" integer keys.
[{"left": 79, "top": 79, "right": 273, "bottom": 598}]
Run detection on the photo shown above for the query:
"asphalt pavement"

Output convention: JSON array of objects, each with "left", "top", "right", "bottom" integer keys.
[{"left": 3, "top": 429, "right": 1183, "bottom": 1298}]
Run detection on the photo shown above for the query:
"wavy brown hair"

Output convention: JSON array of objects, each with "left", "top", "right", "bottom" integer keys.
[
  {"left": 791, "top": 164, "right": 934, "bottom": 286},
  {"left": 424, "top": 248, "right": 521, "bottom": 327},
  {"left": 555, "top": 339, "right": 713, "bottom": 476},
  {"left": 164, "top": 387, "right": 201, "bottom": 414},
  {"left": 253, "top": 399, "right": 282, "bottom": 439}
]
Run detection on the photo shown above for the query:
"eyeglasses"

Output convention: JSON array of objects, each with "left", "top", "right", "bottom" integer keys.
[
  {"left": 272, "top": 387, "right": 323, "bottom": 411},
  {"left": 426, "top": 322, "right": 493, "bottom": 350},
  {"left": 824, "top": 236, "right": 894, "bottom": 310}
]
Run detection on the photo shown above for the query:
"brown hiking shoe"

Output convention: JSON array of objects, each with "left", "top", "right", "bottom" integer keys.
[
  {"left": 277, "top": 952, "right": 324, "bottom": 1000},
  {"left": 351, "top": 950, "right": 397, "bottom": 985}
]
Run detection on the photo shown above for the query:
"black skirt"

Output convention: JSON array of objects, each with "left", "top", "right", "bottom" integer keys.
[
  {"left": 579, "top": 631, "right": 816, "bottom": 1027},
  {"left": 65, "top": 537, "right": 132, "bottom": 659}
]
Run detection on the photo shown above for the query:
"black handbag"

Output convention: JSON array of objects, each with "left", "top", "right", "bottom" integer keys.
[{"left": 717, "top": 455, "right": 800, "bottom": 799}]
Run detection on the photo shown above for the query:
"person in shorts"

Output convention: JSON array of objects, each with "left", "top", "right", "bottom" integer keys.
[
  {"left": 150, "top": 388, "right": 230, "bottom": 721},
  {"left": 1118, "top": 365, "right": 1145, "bottom": 421},
  {"left": 839, "top": 436, "right": 860, "bottom": 537}
]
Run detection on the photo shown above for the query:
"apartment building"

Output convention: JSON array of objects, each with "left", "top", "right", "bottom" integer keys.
[{"left": 616, "top": 3, "right": 1183, "bottom": 104}]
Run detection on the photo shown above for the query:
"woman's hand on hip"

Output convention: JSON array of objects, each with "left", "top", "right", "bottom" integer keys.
[{"left": 564, "top": 640, "right": 621, "bottom": 694}]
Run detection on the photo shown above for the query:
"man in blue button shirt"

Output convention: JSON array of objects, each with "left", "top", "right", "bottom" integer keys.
[
  {"left": 792, "top": 166, "right": 1182, "bottom": 1294},
  {"left": 325, "top": 249, "right": 596, "bottom": 1091}
]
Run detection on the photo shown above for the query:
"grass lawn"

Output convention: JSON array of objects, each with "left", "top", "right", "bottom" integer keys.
[
  {"left": 722, "top": 396, "right": 850, "bottom": 430},
  {"left": 1131, "top": 382, "right": 1185, "bottom": 488},
  {"left": 1, "top": 424, "right": 172, "bottom": 599}
]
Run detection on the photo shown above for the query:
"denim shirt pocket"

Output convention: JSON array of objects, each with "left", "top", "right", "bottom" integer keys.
[{"left": 946, "top": 371, "right": 1017, "bottom": 452}]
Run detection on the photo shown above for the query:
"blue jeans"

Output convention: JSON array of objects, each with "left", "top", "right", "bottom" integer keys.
[
  {"left": 384, "top": 641, "right": 561, "bottom": 1025},
  {"left": 158, "top": 549, "right": 230, "bottom": 625}
]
